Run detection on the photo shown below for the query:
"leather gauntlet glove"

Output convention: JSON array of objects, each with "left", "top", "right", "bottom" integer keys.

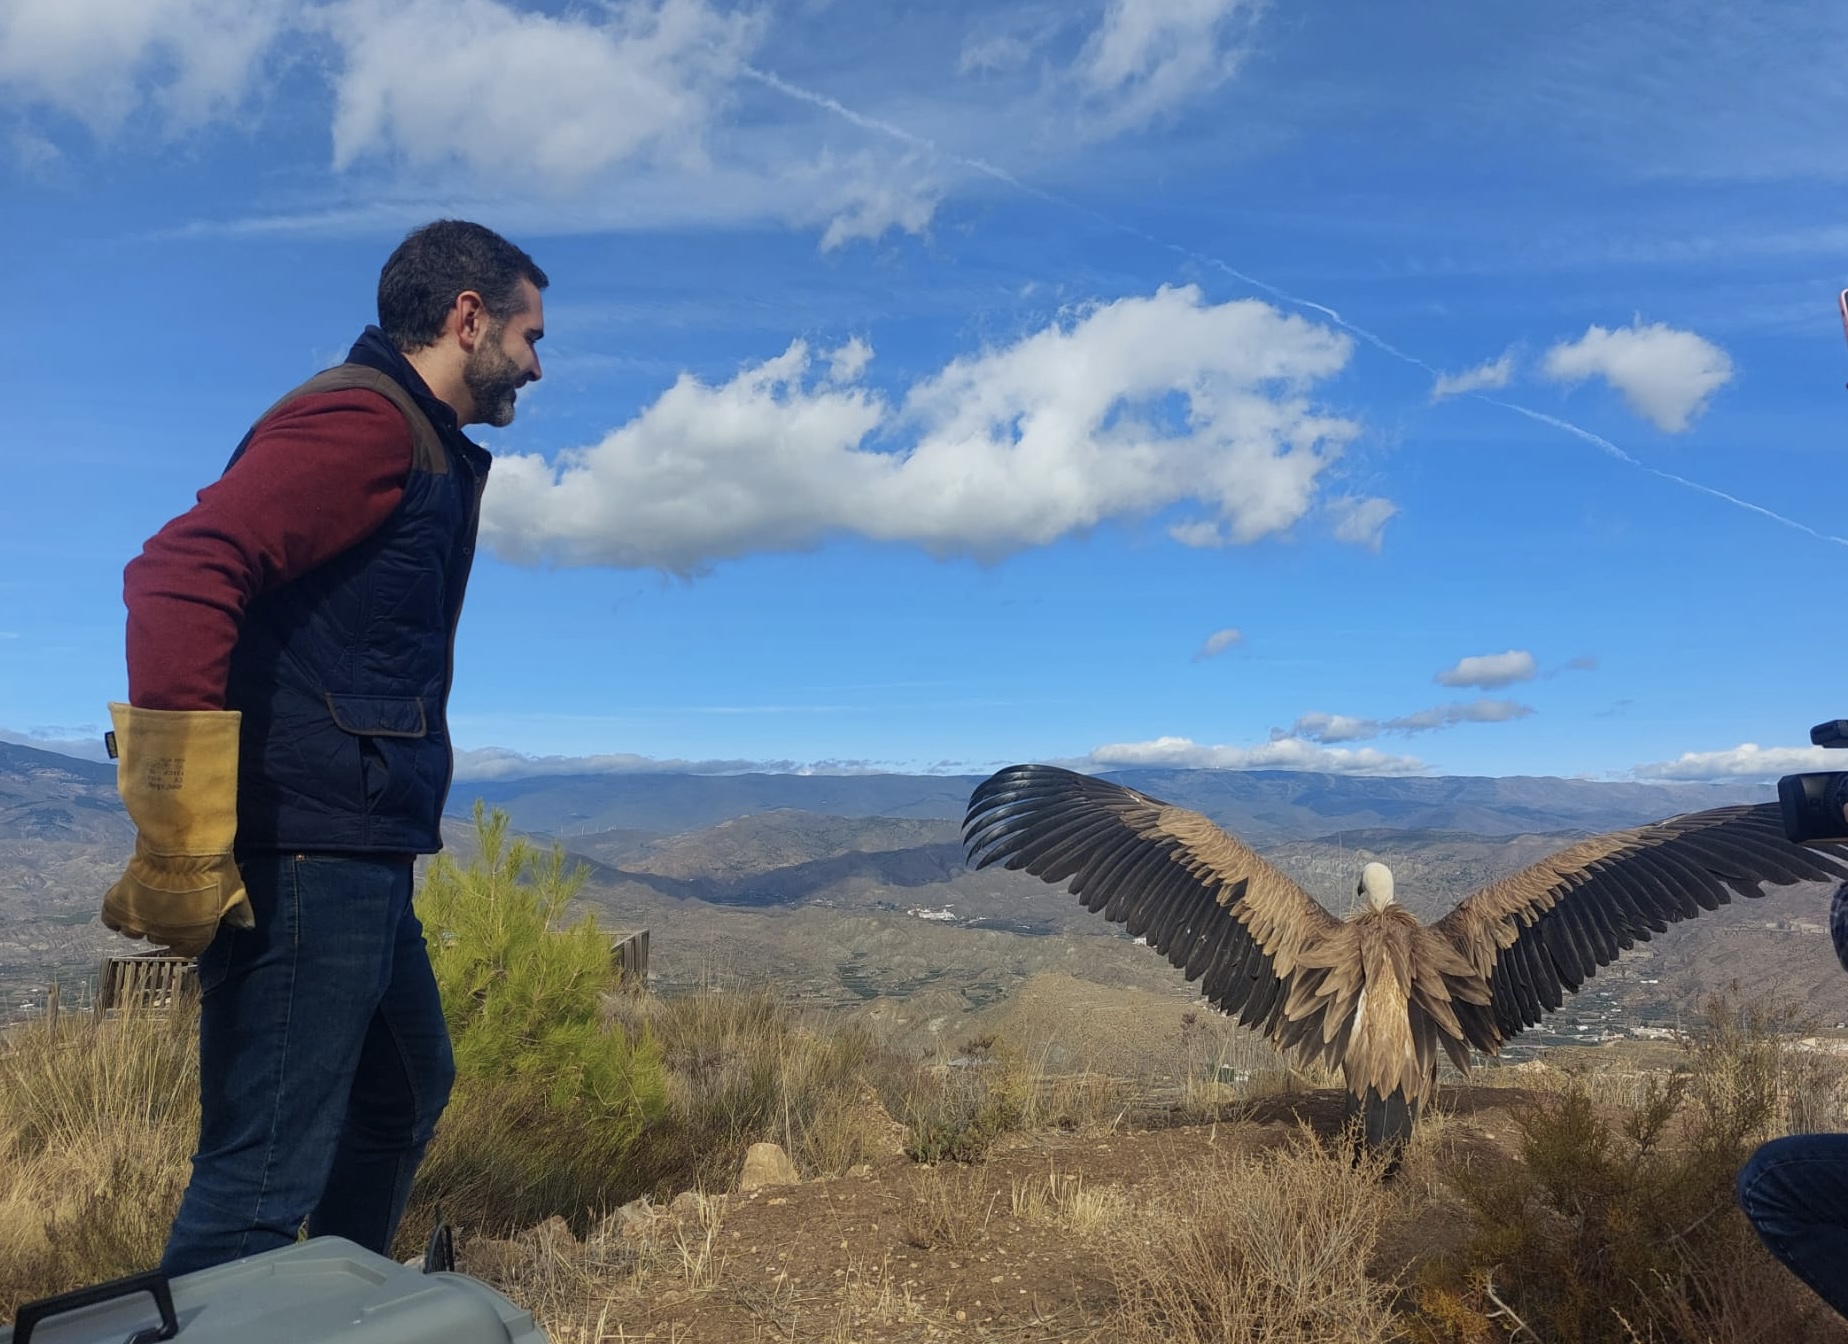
[{"left": 103, "top": 703, "right": 256, "bottom": 958}]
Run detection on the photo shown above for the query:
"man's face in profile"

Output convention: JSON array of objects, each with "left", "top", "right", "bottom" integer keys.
[{"left": 465, "top": 279, "right": 545, "bottom": 428}]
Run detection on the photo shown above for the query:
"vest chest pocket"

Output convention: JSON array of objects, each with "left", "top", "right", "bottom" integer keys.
[
  {"left": 323, "top": 693, "right": 430, "bottom": 817},
  {"left": 323, "top": 693, "right": 429, "bottom": 738}
]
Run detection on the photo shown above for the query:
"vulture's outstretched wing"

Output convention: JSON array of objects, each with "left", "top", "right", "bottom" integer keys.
[
  {"left": 1433, "top": 804, "right": 1848, "bottom": 1052},
  {"left": 963, "top": 764, "right": 1348, "bottom": 1058}
]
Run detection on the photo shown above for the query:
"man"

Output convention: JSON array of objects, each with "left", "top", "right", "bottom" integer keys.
[
  {"left": 1735, "top": 878, "right": 1848, "bottom": 1320},
  {"left": 108, "top": 219, "right": 546, "bottom": 1274}
]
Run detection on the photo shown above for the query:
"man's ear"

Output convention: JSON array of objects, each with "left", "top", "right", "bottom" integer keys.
[{"left": 453, "top": 290, "right": 489, "bottom": 351}]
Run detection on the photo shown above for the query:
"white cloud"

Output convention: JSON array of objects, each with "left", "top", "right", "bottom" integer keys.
[
  {"left": 1073, "top": 0, "right": 1265, "bottom": 132},
  {"left": 10, "top": 127, "right": 62, "bottom": 174},
  {"left": 1551, "top": 654, "right": 1598, "bottom": 677},
  {"left": 1631, "top": 743, "right": 1837, "bottom": 783},
  {"left": 0, "top": 0, "right": 290, "bottom": 135},
  {"left": 0, "top": 0, "right": 1261, "bottom": 250},
  {"left": 1285, "top": 698, "right": 1533, "bottom": 743},
  {"left": 1542, "top": 320, "right": 1734, "bottom": 433},
  {"left": 1430, "top": 353, "right": 1514, "bottom": 402},
  {"left": 1327, "top": 495, "right": 1398, "bottom": 552},
  {"left": 826, "top": 335, "right": 874, "bottom": 384},
  {"left": 6, "top": 0, "right": 942, "bottom": 250},
  {"left": 179, "top": 150, "right": 946, "bottom": 250},
  {"left": 1283, "top": 713, "right": 1376, "bottom": 744},
  {"left": 1089, "top": 734, "right": 1427, "bottom": 776},
  {"left": 1436, "top": 650, "right": 1537, "bottom": 690},
  {"left": 1388, "top": 699, "right": 1533, "bottom": 732},
  {"left": 450, "top": 746, "right": 954, "bottom": 780},
  {"left": 326, "top": 0, "right": 758, "bottom": 190},
  {"left": 959, "top": 33, "right": 1034, "bottom": 75},
  {"left": 803, "top": 153, "right": 943, "bottom": 251},
  {"left": 453, "top": 747, "right": 793, "bottom": 781},
  {"left": 482, "top": 285, "right": 1361, "bottom": 573},
  {"left": 1192, "top": 627, "right": 1242, "bottom": 661}
]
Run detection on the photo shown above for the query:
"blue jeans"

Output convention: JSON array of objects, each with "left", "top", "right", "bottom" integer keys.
[
  {"left": 161, "top": 852, "right": 455, "bottom": 1275},
  {"left": 1737, "top": 1133, "right": 1848, "bottom": 1319}
]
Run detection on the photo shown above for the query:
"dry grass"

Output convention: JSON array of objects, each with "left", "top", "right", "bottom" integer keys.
[
  {"left": 903, "top": 1162, "right": 1001, "bottom": 1251},
  {"left": 881, "top": 1030, "right": 1157, "bottom": 1166},
  {"left": 0, "top": 1006, "right": 198, "bottom": 1317},
  {"left": 474, "top": 1206, "right": 945, "bottom": 1344},
  {"left": 818, "top": 1254, "right": 931, "bottom": 1342},
  {"left": 407, "top": 984, "right": 892, "bottom": 1249},
  {"left": 451, "top": 1125, "right": 1403, "bottom": 1343},
  {"left": 1108, "top": 1129, "right": 1401, "bottom": 1344},
  {"left": 732, "top": 1253, "right": 936, "bottom": 1344},
  {"left": 1008, "top": 1163, "right": 1131, "bottom": 1237},
  {"left": 8, "top": 979, "right": 1848, "bottom": 1344},
  {"left": 464, "top": 1194, "right": 736, "bottom": 1341},
  {"left": 616, "top": 985, "right": 887, "bottom": 1183}
]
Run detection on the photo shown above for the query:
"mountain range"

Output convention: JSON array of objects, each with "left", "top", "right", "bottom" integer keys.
[
  {"left": 466, "top": 762, "right": 1767, "bottom": 843},
  {"left": 4, "top": 740, "right": 1830, "bottom": 1048}
]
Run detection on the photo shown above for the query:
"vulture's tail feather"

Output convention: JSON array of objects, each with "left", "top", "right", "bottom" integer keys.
[{"left": 1344, "top": 1087, "right": 1416, "bottom": 1177}]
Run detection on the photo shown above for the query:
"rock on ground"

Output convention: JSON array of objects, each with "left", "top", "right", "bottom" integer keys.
[{"left": 737, "top": 1140, "right": 799, "bottom": 1191}]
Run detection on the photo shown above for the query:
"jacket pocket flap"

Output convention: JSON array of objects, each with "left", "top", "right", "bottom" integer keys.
[{"left": 324, "top": 693, "right": 428, "bottom": 739}]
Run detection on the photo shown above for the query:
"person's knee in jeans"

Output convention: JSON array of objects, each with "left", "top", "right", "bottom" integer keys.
[
  {"left": 1738, "top": 1133, "right": 1843, "bottom": 1236},
  {"left": 1735, "top": 1132, "right": 1848, "bottom": 1322},
  {"left": 350, "top": 1026, "right": 454, "bottom": 1156},
  {"left": 1737, "top": 1136, "right": 1788, "bottom": 1227},
  {"left": 411, "top": 1034, "right": 455, "bottom": 1151}
]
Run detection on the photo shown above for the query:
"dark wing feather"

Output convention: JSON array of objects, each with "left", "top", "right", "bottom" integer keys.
[
  {"left": 964, "top": 764, "right": 1346, "bottom": 1046},
  {"left": 1435, "top": 804, "right": 1848, "bottom": 1049}
]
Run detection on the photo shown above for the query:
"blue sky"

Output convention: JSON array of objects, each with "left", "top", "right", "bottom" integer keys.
[{"left": 4, "top": 0, "right": 1847, "bottom": 784}]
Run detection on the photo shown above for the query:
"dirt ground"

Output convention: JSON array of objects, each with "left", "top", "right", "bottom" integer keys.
[{"left": 459, "top": 1085, "right": 1557, "bottom": 1343}]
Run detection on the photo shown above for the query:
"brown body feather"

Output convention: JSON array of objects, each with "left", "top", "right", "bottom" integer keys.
[{"left": 963, "top": 764, "right": 1848, "bottom": 1122}]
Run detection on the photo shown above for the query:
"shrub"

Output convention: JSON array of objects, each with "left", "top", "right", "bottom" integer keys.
[
  {"left": 898, "top": 1080, "right": 1022, "bottom": 1164},
  {"left": 1415, "top": 991, "right": 1846, "bottom": 1344},
  {"left": 406, "top": 804, "right": 667, "bottom": 1242}
]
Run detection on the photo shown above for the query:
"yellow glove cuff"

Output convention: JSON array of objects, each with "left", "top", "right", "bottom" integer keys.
[{"left": 108, "top": 702, "right": 242, "bottom": 855}]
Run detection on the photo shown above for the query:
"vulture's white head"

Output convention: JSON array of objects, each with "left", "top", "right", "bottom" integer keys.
[{"left": 1358, "top": 861, "right": 1395, "bottom": 913}]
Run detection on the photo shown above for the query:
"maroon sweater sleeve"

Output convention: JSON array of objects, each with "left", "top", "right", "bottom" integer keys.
[{"left": 124, "top": 390, "right": 413, "bottom": 711}]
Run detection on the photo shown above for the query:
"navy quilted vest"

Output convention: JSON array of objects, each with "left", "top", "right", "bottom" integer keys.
[{"left": 224, "top": 329, "right": 489, "bottom": 853}]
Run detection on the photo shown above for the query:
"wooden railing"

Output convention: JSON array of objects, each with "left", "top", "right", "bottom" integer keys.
[
  {"left": 611, "top": 929, "right": 650, "bottom": 986},
  {"left": 58, "top": 931, "right": 645, "bottom": 1020},
  {"left": 93, "top": 953, "right": 198, "bottom": 1014}
]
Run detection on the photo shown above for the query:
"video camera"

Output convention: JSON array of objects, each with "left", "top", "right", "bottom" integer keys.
[
  {"left": 1778, "top": 720, "right": 1848, "bottom": 843},
  {"left": 1776, "top": 295, "right": 1848, "bottom": 845}
]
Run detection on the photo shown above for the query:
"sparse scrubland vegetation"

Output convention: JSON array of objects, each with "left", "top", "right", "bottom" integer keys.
[
  {"left": 1405, "top": 996, "right": 1848, "bottom": 1344},
  {"left": 6, "top": 809, "right": 1848, "bottom": 1342},
  {"left": 0, "top": 1004, "right": 196, "bottom": 1311}
]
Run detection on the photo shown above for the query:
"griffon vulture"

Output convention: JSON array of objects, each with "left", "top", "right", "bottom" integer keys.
[{"left": 963, "top": 764, "right": 1848, "bottom": 1150}]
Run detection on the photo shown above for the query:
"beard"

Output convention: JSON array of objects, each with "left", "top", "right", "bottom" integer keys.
[{"left": 463, "top": 326, "right": 525, "bottom": 428}]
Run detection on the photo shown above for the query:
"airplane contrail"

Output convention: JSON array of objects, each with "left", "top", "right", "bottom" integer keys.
[
  {"left": 1488, "top": 401, "right": 1848, "bottom": 546},
  {"left": 741, "top": 67, "right": 1049, "bottom": 202},
  {"left": 743, "top": 65, "right": 1846, "bottom": 550}
]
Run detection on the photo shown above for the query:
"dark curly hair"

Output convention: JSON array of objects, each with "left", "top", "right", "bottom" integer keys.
[{"left": 377, "top": 220, "right": 549, "bottom": 353}]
